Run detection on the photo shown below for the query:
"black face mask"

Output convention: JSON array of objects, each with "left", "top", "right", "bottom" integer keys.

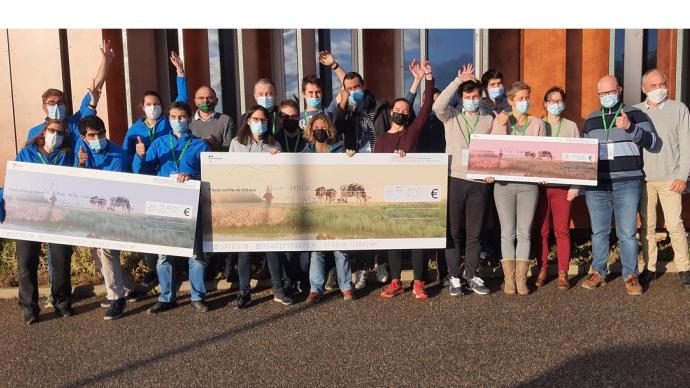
[
  {"left": 313, "top": 129, "right": 329, "bottom": 143},
  {"left": 391, "top": 112, "right": 409, "bottom": 126},
  {"left": 283, "top": 118, "right": 299, "bottom": 132}
]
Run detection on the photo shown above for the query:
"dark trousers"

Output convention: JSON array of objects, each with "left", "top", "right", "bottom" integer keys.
[
  {"left": 238, "top": 252, "right": 284, "bottom": 295},
  {"left": 17, "top": 241, "right": 73, "bottom": 315},
  {"left": 388, "top": 249, "right": 425, "bottom": 281},
  {"left": 445, "top": 177, "right": 488, "bottom": 280},
  {"left": 281, "top": 252, "right": 310, "bottom": 287}
]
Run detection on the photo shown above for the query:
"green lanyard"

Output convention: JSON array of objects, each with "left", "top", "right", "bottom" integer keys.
[
  {"left": 460, "top": 112, "right": 480, "bottom": 144},
  {"left": 168, "top": 136, "right": 192, "bottom": 171},
  {"left": 37, "top": 150, "right": 60, "bottom": 165},
  {"left": 283, "top": 130, "right": 301, "bottom": 152},
  {"left": 601, "top": 104, "right": 624, "bottom": 138},
  {"left": 546, "top": 117, "right": 563, "bottom": 137},
  {"left": 271, "top": 111, "right": 277, "bottom": 135},
  {"left": 145, "top": 121, "right": 156, "bottom": 143},
  {"left": 511, "top": 115, "right": 530, "bottom": 136}
]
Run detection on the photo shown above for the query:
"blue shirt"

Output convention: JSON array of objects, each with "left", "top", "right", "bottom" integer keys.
[
  {"left": 26, "top": 92, "right": 95, "bottom": 146},
  {"left": 16, "top": 143, "right": 75, "bottom": 167},
  {"left": 132, "top": 132, "right": 209, "bottom": 180},
  {"left": 74, "top": 139, "right": 131, "bottom": 173},
  {"left": 122, "top": 76, "right": 188, "bottom": 158}
]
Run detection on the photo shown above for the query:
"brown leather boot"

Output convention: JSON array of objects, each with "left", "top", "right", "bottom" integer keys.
[
  {"left": 502, "top": 260, "right": 516, "bottom": 295},
  {"left": 515, "top": 260, "right": 530, "bottom": 296},
  {"left": 557, "top": 271, "right": 570, "bottom": 290},
  {"left": 535, "top": 266, "right": 548, "bottom": 287}
]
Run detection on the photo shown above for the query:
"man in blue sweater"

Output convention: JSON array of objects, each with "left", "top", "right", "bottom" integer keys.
[{"left": 581, "top": 75, "right": 660, "bottom": 295}]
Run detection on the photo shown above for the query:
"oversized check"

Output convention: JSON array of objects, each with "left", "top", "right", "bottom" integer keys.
[
  {"left": 201, "top": 152, "right": 448, "bottom": 252},
  {"left": 466, "top": 134, "right": 599, "bottom": 186},
  {"left": 0, "top": 161, "right": 200, "bottom": 256}
]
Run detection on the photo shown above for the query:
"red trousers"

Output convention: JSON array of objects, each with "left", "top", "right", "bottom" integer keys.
[{"left": 533, "top": 186, "right": 572, "bottom": 272}]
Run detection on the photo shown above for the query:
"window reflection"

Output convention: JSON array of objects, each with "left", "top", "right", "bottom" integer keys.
[
  {"left": 282, "top": 29, "right": 299, "bottom": 102},
  {"left": 404, "top": 29, "right": 421, "bottom": 112},
  {"left": 427, "top": 29, "right": 475, "bottom": 92},
  {"left": 329, "top": 29, "right": 353, "bottom": 99},
  {"left": 614, "top": 29, "right": 625, "bottom": 83}
]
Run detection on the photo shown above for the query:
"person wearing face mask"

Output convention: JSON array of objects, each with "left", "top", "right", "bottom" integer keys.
[
  {"left": 373, "top": 59, "right": 435, "bottom": 300},
  {"left": 580, "top": 75, "right": 660, "bottom": 296},
  {"left": 133, "top": 102, "right": 212, "bottom": 314},
  {"left": 121, "top": 51, "right": 187, "bottom": 290},
  {"left": 531, "top": 87, "right": 581, "bottom": 291},
  {"left": 299, "top": 74, "right": 330, "bottom": 130},
  {"left": 299, "top": 113, "right": 356, "bottom": 303},
  {"left": 229, "top": 105, "right": 293, "bottom": 309},
  {"left": 432, "top": 65, "right": 501, "bottom": 297},
  {"left": 239, "top": 79, "right": 282, "bottom": 136},
  {"left": 14, "top": 119, "right": 75, "bottom": 324},
  {"left": 479, "top": 69, "right": 511, "bottom": 119},
  {"left": 74, "top": 116, "right": 143, "bottom": 320},
  {"left": 489, "top": 81, "right": 546, "bottom": 296},
  {"left": 275, "top": 100, "right": 306, "bottom": 153},
  {"left": 632, "top": 69, "right": 690, "bottom": 288},
  {"left": 190, "top": 85, "right": 235, "bottom": 152},
  {"left": 26, "top": 40, "right": 115, "bottom": 145}
]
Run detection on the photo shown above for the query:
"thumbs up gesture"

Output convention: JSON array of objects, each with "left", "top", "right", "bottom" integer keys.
[
  {"left": 78, "top": 145, "right": 88, "bottom": 167},
  {"left": 136, "top": 136, "right": 146, "bottom": 157},
  {"left": 616, "top": 110, "right": 631, "bottom": 130}
]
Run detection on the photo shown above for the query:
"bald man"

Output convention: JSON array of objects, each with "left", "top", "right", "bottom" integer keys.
[
  {"left": 190, "top": 85, "right": 235, "bottom": 151},
  {"left": 634, "top": 69, "right": 690, "bottom": 288},
  {"left": 581, "top": 75, "right": 660, "bottom": 296}
]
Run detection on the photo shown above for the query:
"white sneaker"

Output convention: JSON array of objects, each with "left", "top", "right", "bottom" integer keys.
[
  {"left": 374, "top": 263, "right": 389, "bottom": 283},
  {"left": 325, "top": 268, "right": 338, "bottom": 291},
  {"left": 353, "top": 270, "right": 367, "bottom": 290}
]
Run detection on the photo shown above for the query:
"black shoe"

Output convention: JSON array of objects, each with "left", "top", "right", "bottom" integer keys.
[
  {"left": 55, "top": 306, "right": 74, "bottom": 318},
  {"left": 23, "top": 312, "right": 39, "bottom": 325},
  {"left": 233, "top": 293, "right": 251, "bottom": 310},
  {"left": 273, "top": 289, "right": 294, "bottom": 305},
  {"left": 125, "top": 290, "right": 147, "bottom": 303},
  {"left": 104, "top": 299, "right": 126, "bottom": 321},
  {"left": 147, "top": 301, "right": 177, "bottom": 314},
  {"left": 680, "top": 271, "right": 690, "bottom": 287},
  {"left": 640, "top": 269, "right": 657, "bottom": 283},
  {"left": 141, "top": 271, "right": 159, "bottom": 289},
  {"left": 191, "top": 300, "right": 209, "bottom": 313}
]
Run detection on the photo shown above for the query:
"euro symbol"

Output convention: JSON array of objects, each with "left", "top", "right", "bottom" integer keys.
[
  {"left": 184, "top": 208, "right": 190, "bottom": 217},
  {"left": 431, "top": 189, "right": 438, "bottom": 199}
]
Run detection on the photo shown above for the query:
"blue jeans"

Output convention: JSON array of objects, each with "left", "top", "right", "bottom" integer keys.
[
  {"left": 585, "top": 180, "right": 641, "bottom": 279},
  {"left": 238, "top": 252, "right": 284, "bottom": 295},
  {"left": 157, "top": 254, "right": 207, "bottom": 302},
  {"left": 309, "top": 251, "right": 352, "bottom": 294}
]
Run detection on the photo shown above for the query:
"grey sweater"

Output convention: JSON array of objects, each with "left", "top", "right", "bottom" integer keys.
[
  {"left": 633, "top": 99, "right": 690, "bottom": 182},
  {"left": 190, "top": 111, "right": 235, "bottom": 151}
]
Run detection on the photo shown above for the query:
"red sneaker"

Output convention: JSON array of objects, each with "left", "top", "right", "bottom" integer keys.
[
  {"left": 380, "top": 279, "right": 404, "bottom": 299},
  {"left": 342, "top": 290, "right": 354, "bottom": 301},
  {"left": 412, "top": 280, "right": 428, "bottom": 300},
  {"left": 306, "top": 292, "right": 321, "bottom": 304}
]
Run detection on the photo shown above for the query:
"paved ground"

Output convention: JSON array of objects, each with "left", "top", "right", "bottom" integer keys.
[{"left": 1, "top": 273, "right": 690, "bottom": 387}]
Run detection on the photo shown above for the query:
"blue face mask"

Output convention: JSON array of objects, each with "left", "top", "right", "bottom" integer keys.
[
  {"left": 47, "top": 104, "right": 67, "bottom": 120},
  {"left": 250, "top": 121, "right": 268, "bottom": 136},
  {"left": 348, "top": 89, "right": 365, "bottom": 105},
  {"left": 170, "top": 119, "right": 189, "bottom": 134},
  {"left": 546, "top": 103, "right": 565, "bottom": 116},
  {"left": 462, "top": 99, "right": 480, "bottom": 113},
  {"left": 257, "top": 96, "right": 274, "bottom": 110},
  {"left": 88, "top": 138, "right": 108, "bottom": 153},
  {"left": 515, "top": 100, "right": 530, "bottom": 114},
  {"left": 600, "top": 94, "right": 619, "bottom": 108},
  {"left": 306, "top": 97, "right": 321, "bottom": 109},
  {"left": 487, "top": 87, "right": 504, "bottom": 100}
]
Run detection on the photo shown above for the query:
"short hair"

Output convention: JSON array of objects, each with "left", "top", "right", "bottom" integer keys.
[
  {"left": 343, "top": 72, "right": 364, "bottom": 85},
  {"left": 236, "top": 105, "right": 275, "bottom": 146},
  {"left": 169, "top": 101, "right": 193, "bottom": 118},
  {"left": 78, "top": 116, "right": 106, "bottom": 136},
  {"left": 301, "top": 74, "right": 321, "bottom": 93},
  {"left": 279, "top": 99, "right": 299, "bottom": 112},
  {"left": 641, "top": 68, "right": 668, "bottom": 85},
  {"left": 195, "top": 85, "right": 217, "bottom": 98},
  {"left": 459, "top": 80, "right": 482, "bottom": 95},
  {"left": 42, "top": 88, "right": 64, "bottom": 104},
  {"left": 303, "top": 113, "right": 336, "bottom": 145},
  {"left": 142, "top": 90, "right": 162, "bottom": 104},
  {"left": 507, "top": 81, "right": 531, "bottom": 100},
  {"left": 480, "top": 69, "right": 503, "bottom": 91},
  {"left": 254, "top": 78, "right": 276, "bottom": 91},
  {"left": 543, "top": 86, "right": 566, "bottom": 102}
]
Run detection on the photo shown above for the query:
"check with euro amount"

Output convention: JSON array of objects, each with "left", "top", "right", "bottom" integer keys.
[{"left": 200, "top": 152, "right": 449, "bottom": 252}]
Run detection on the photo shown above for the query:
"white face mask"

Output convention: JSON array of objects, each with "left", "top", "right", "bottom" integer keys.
[
  {"left": 646, "top": 88, "right": 668, "bottom": 105},
  {"left": 44, "top": 132, "right": 63, "bottom": 152},
  {"left": 144, "top": 104, "right": 162, "bottom": 120}
]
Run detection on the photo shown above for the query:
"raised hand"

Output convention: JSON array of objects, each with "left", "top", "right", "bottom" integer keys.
[
  {"left": 421, "top": 58, "right": 432, "bottom": 77},
  {"left": 616, "top": 110, "right": 631, "bottom": 130},
  {"left": 409, "top": 58, "right": 423, "bottom": 80},
  {"left": 87, "top": 78, "right": 101, "bottom": 107},
  {"left": 136, "top": 136, "right": 146, "bottom": 157},
  {"left": 170, "top": 51, "right": 185, "bottom": 74},
  {"left": 78, "top": 146, "right": 88, "bottom": 166},
  {"left": 458, "top": 63, "right": 477, "bottom": 82},
  {"left": 100, "top": 39, "right": 115, "bottom": 66},
  {"left": 318, "top": 50, "right": 335, "bottom": 67}
]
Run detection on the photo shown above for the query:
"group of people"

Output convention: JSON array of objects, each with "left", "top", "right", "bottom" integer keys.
[{"left": 2, "top": 40, "right": 690, "bottom": 326}]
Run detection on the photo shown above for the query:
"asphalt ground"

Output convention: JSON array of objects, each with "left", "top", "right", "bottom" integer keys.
[{"left": 1, "top": 273, "right": 689, "bottom": 387}]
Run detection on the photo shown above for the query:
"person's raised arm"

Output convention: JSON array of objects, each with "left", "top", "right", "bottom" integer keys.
[
  {"left": 319, "top": 50, "right": 346, "bottom": 85},
  {"left": 86, "top": 40, "right": 115, "bottom": 111},
  {"left": 170, "top": 51, "right": 188, "bottom": 103},
  {"left": 406, "top": 58, "right": 424, "bottom": 107},
  {"left": 432, "top": 64, "right": 474, "bottom": 122}
]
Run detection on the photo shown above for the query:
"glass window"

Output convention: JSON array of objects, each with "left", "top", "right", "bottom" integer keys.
[
  {"left": 427, "top": 29, "right": 475, "bottom": 93},
  {"left": 614, "top": 29, "right": 625, "bottom": 83},
  {"left": 208, "top": 29, "right": 223, "bottom": 112},
  {"left": 403, "top": 29, "right": 421, "bottom": 112},
  {"left": 282, "top": 29, "right": 299, "bottom": 102},
  {"left": 329, "top": 29, "right": 353, "bottom": 99},
  {"left": 643, "top": 29, "right": 658, "bottom": 71}
]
